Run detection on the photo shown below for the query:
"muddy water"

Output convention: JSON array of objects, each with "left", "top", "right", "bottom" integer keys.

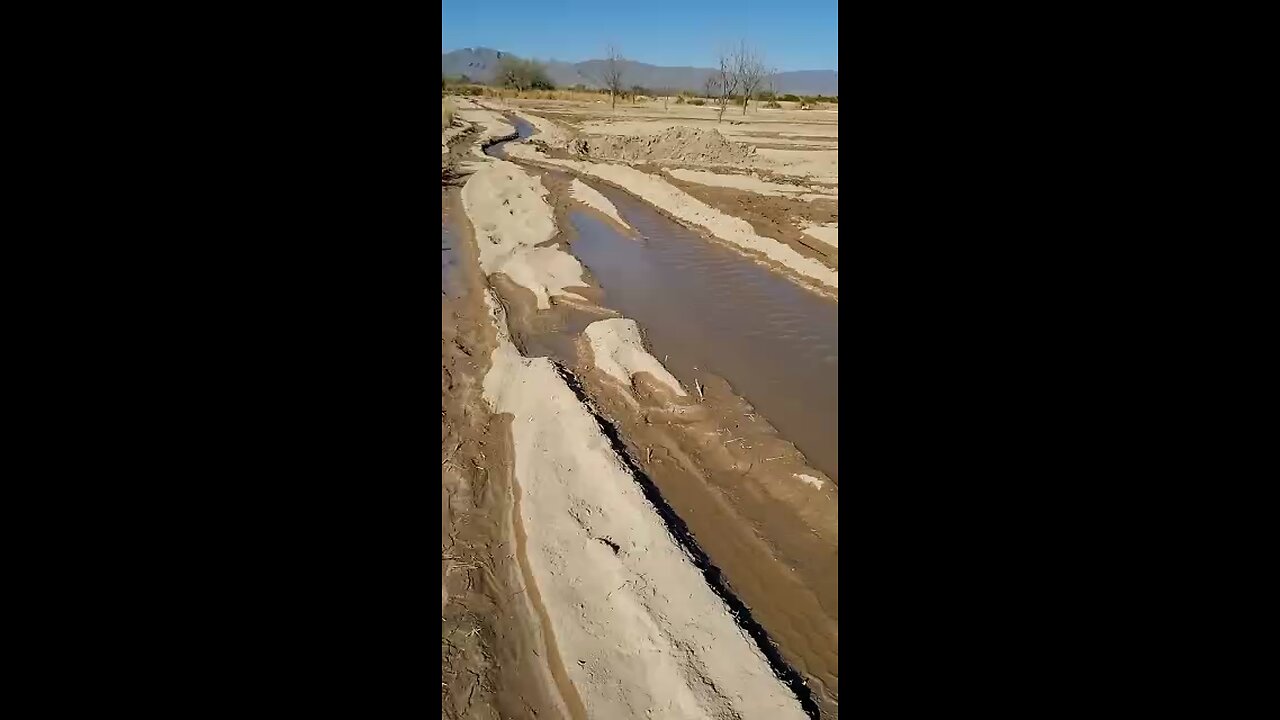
[
  {"left": 468, "top": 127, "right": 840, "bottom": 715},
  {"left": 486, "top": 119, "right": 840, "bottom": 481},
  {"left": 441, "top": 196, "right": 467, "bottom": 299},
  {"left": 569, "top": 187, "right": 840, "bottom": 482}
]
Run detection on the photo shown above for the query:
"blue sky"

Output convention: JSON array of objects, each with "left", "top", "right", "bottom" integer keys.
[{"left": 442, "top": 0, "right": 838, "bottom": 72}]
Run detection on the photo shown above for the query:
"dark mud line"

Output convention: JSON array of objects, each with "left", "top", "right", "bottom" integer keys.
[
  {"left": 480, "top": 130, "right": 519, "bottom": 156},
  {"left": 484, "top": 115, "right": 534, "bottom": 158},
  {"left": 551, "top": 362, "right": 822, "bottom": 720}
]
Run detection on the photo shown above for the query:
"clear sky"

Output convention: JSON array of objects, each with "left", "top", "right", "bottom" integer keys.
[{"left": 442, "top": 0, "right": 838, "bottom": 72}]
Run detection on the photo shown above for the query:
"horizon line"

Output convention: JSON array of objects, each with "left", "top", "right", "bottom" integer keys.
[{"left": 441, "top": 46, "right": 837, "bottom": 74}]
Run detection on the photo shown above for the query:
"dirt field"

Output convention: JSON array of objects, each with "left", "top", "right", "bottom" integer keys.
[
  {"left": 500, "top": 98, "right": 839, "bottom": 262},
  {"left": 442, "top": 96, "right": 838, "bottom": 719}
]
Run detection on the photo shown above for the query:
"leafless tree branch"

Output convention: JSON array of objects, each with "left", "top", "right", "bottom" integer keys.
[
  {"left": 733, "top": 41, "right": 767, "bottom": 116},
  {"left": 715, "top": 49, "right": 739, "bottom": 123},
  {"left": 603, "top": 45, "right": 625, "bottom": 112}
]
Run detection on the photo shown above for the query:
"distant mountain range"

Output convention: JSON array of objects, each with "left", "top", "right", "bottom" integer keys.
[{"left": 442, "top": 48, "right": 838, "bottom": 96}]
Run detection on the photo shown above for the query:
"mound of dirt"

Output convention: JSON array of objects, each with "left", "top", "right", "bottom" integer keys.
[{"left": 570, "top": 126, "right": 756, "bottom": 164}]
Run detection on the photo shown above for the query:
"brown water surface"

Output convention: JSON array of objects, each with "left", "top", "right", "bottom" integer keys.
[
  {"left": 568, "top": 186, "right": 839, "bottom": 482},
  {"left": 441, "top": 197, "right": 467, "bottom": 299}
]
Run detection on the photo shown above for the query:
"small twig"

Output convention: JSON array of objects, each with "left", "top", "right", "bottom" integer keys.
[
  {"left": 442, "top": 441, "right": 462, "bottom": 465},
  {"left": 646, "top": 447, "right": 652, "bottom": 463},
  {"left": 607, "top": 580, "right": 633, "bottom": 600},
  {"left": 695, "top": 378, "right": 704, "bottom": 401}
]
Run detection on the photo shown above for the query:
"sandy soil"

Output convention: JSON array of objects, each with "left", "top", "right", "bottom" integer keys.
[
  {"left": 567, "top": 126, "right": 756, "bottom": 165},
  {"left": 441, "top": 190, "right": 572, "bottom": 720},
  {"left": 577, "top": 119, "right": 839, "bottom": 154},
  {"left": 444, "top": 104, "right": 839, "bottom": 718},
  {"left": 569, "top": 179, "right": 631, "bottom": 230},
  {"left": 583, "top": 318, "right": 685, "bottom": 395},
  {"left": 442, "top": 123, "right": 470, "bottom": 155},
  {"left": 751, "top": 148, "right": 838, "bottom": 183},
  {"left": 518, "top": 110, "right": 577, "bottom": 145},
  {"left": 442, "top": 114, "right": 478, "bottom": 185},
  {"left": 571, "top": 328, "right": 841, "bottom": 719},
  {"left": 454, "top": 98, "right": 517, "bottom": 160},
  {"left": 483, "top": 290, "right": 808, "bottom": 720},
  {"left": 488, "top": 161, "right": 841, "bottom": 716},
  {"left": 658, "top": 176, "right": 839, "bottom": 269},
  {"left": 461, "top": 158, "right": 590, "bottom": 309},
  {"left": 448, "top": 112, "right": 817, "bottom": 718},
  {"left": 504, "top": 101, "right": 838, "bottom": 181},
  {"left": 802, "top": 223, "right": 839, "bottom": 250},
  {"left": 498, "top": 106, "right": 840, "bottom": 283},
  {"left": 577, "top": 119, "right": 837, "bottom": 141},
  {"left": 505, "top": 140, "right": 838, "bottom": 295},
  {"left": 666, "top": 168, "right": 838, "bottom": 199}
]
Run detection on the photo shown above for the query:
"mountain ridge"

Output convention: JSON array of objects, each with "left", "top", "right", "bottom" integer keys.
[{"left": 442, "top": 47, "right": 838, "bottom": 96}]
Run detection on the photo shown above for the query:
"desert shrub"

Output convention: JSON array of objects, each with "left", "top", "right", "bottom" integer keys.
[
  {"left": 781, "top": 93, "right": 801, "bottom": 102},
  {"left": 442, "top": 99, "right": 456, "bottom": 131},
  {"left": 764, "top": 100, "right": 782, "bottom": 109},
  {"left": 675, "top": 95, "right": 686, "bottom": 104},
  {"left": 688, "top": 98, "right": 705, "bottom": 106},
  {"left": 442, "top": 75, "right": 475, "bottom": 91}
]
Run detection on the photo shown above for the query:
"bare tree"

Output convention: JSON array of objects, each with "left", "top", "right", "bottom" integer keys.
[
  {"left": 703, "top": 74, "right": 717, "bottom": 101},
  {"left": 602, "top": 45, "right": 625, "bottom": 111},
  {"left": 714, "top": 49, "right": 739, "bottom": 123},
  {"left": 660, "top": 87, "right": 676, "bottom": 111},
  {"left": 733, "top": 41, "right": 767, "bottom": 116}
]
